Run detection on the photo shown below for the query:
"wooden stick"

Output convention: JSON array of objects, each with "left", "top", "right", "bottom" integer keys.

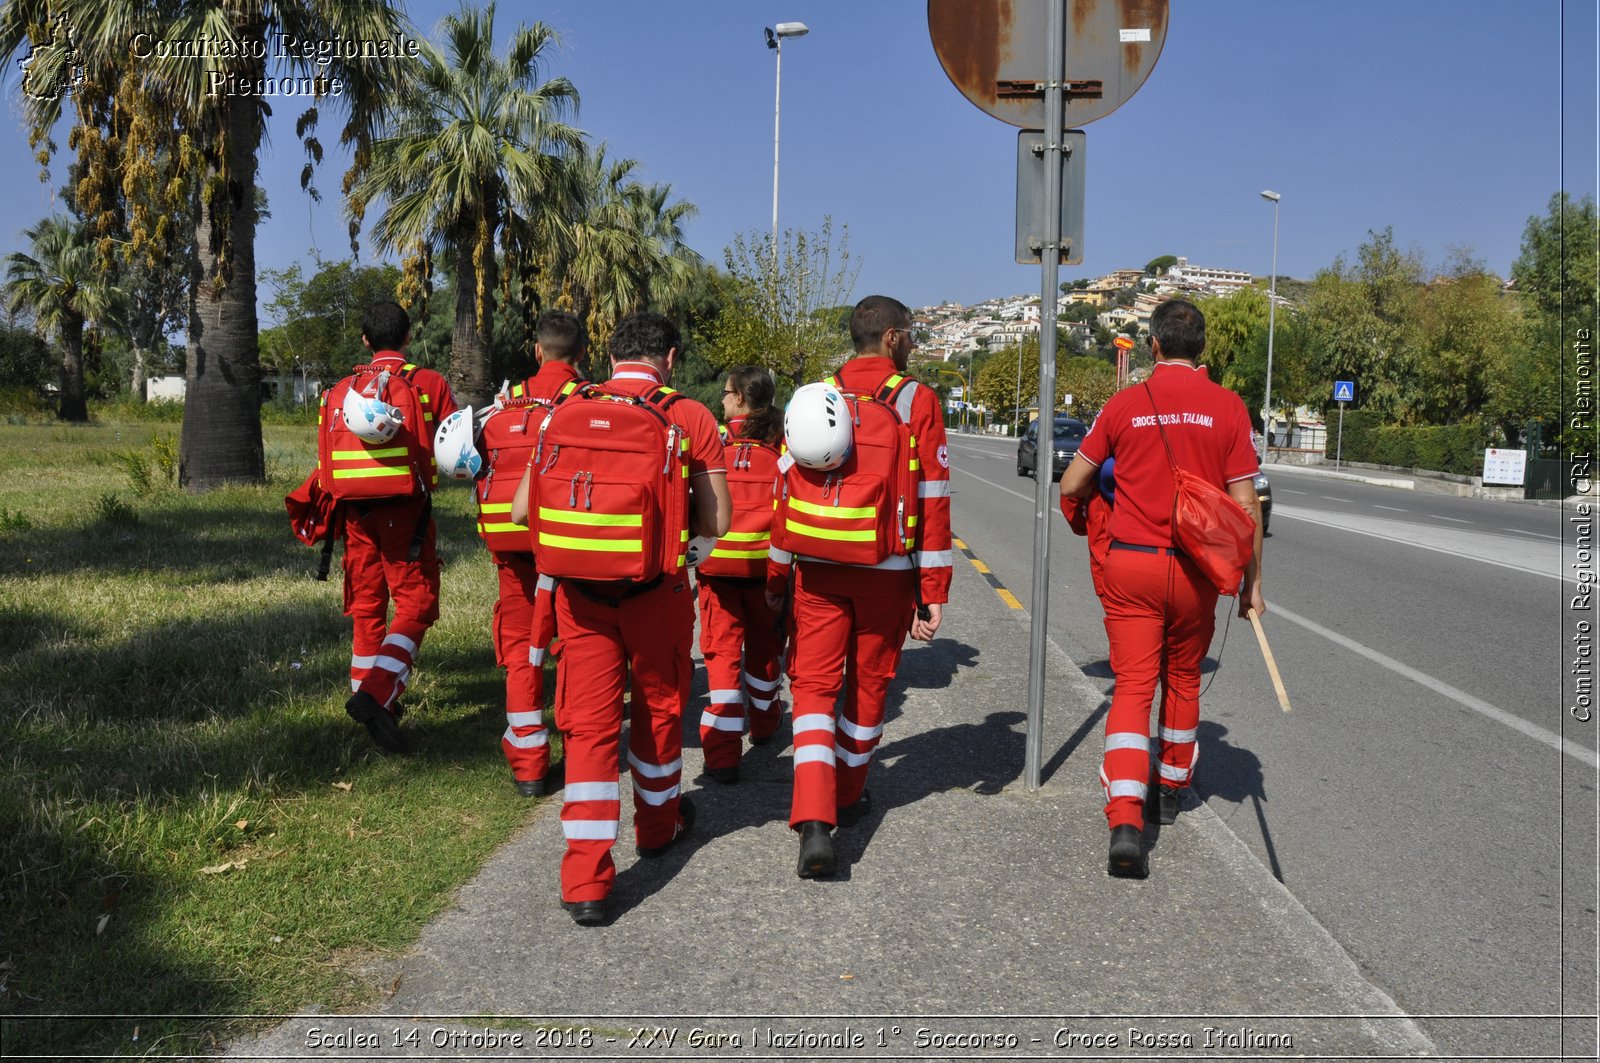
[{"left": 1247, "top": 608, "right": 1291, "bottom": 713}]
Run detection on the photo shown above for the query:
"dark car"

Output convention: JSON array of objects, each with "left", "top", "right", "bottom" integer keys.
[{"left": 1017, "top": 416, "right": 1089, "bottom": 480}]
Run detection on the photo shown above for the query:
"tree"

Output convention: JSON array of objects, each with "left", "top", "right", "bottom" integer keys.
[
  {"left": 1508, "top": 192, "right": 1598, "bottom": 451},
  {"left": 260, "top": 257, "right": 405, "bottom": 396},
  {"left": 1411, "top": 250, "right": 1520, "bottom": 426},
  {"left": 1058, "top": 355, "right": 1117, "bottom": 418},
  {"left": 355, "top": 3, "right": 582, "bottom": 408},
  {"left": 701, "top": 218, "right": 859, "bottom": 388},
  {"left": 1, "top": 0, "right": 416, "bottom": 487},
  {"left": 550, "top": 145, "right": 703, "bottom": 376},
  {"left": 4, "top": 216, "right": 120, "bottom": 421},
  {"left": 1301, "top": 226, "right": 1425, "bottom": 422},
  {"left": 1145, "top": 254, "right": 1176, "bottom": 276}
]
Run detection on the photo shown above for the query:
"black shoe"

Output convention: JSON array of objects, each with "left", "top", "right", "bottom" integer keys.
[
  {"left": 796, "top": 821, "right": 836, "bottom": 879},
  {"left": 836, "top": 789, "right": 872, "bottom": 828},
  {"left": 345, "top": 691, "right": 408, "bottom": 754},
  {"left": 515, "top": 763, "right": 564, "bottom": 799},
  {"left": 1107, "top": 824, "right": 1148, "bottom": 879},
  {"left": 748, "top": 731, "right": 775, "bottom": 747},
  {"left": 1155, "top": 786, "right": 1182, "bottom": 825},
  {"left": 564, "top": 899, "right": 607, "bottom": 927},
  {"left": 637, "top": 795, "right": 696, "bottom": 859},
  {"left": 699, "top": 765, "right": 739, "bottom": 785}
]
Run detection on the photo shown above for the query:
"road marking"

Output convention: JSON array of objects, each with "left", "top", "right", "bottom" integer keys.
[
  {"left": 1281, "top": 488, "right": 1308, "bottom": 495},
  {"left": 1373, "top": 505, "right": 1408, "bottom": 512},
  {"left": 1504, "top": 527, "right": 1561, "bottom": 540},
  {"left": 1272, "top": 604, "right": 1598, "bottom": 769},
  {"left": 952, "top": 536, "right": 1024, "bottom": 609},
  {"left": 1319, "top": 495, "right": 1349, "bottom": 502},
  {"left": 1437, "top": 515, "right": 1474, "bottom": 524},
  {"left": 954, "top": 464, "right": 1048, "bottom": 506}
]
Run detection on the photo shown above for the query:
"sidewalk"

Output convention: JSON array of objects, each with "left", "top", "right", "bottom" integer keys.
[{"left": 224, "top": 559, "right": 1438, "bottom": 1061}]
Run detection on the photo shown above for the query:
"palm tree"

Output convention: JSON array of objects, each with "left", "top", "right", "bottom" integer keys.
[
  {"left": 549, "top": 145, "right": 702, "bottom": 373},
  {"left": 0, "top": 1, "right": 414, "bottom": 487},
  {"left": 4, "top": 217, "right": 121, "bottom": 422},
  {"left": 354, "top": 2, "right": 582, "bottom": 408}
]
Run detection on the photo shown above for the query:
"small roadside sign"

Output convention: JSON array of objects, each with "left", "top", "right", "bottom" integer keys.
[
  {"left": 1333, "top": 380, "right": 1355, "bottom": 403},
  {"left": 1113, "top": 335, "right": 1135, "bottom": 351},
  {"left": 1482, "top": 448, "right": 1528, "bottom": 487}
]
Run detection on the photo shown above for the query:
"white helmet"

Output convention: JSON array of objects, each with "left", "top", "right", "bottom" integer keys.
[
  {"left": 343, "top": 372, "right": 404, "bottom": 444},
  {"left": 784, "top": 382, "right": 852, "bottom": 471},
  {"left": 433, "top": 406, "right": 482, "bottom": 480}
]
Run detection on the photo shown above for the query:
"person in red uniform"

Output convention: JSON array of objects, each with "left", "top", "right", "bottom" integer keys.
[
  {"left": 766, "top": 295, "right": 953, "bottom": 879},
  {"left": 1059, "top": 299, "right": 1265, "bottom": 879},
  {"left": 343, "top": 301, "right": 458, "bottom": 753},
  {"left": 490, "top": 311, "right": 587, "bottom": 797},
  {"left": 696, "top": 366, "right": 786, "bottom": 783},
  {"left": 514, "top": 311, "right": 730, "bottom": 926}
]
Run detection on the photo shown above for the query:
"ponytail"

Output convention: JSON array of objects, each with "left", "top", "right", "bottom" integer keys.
[{"left": 726, "top": 365, "right": 783, "bottom": 447}]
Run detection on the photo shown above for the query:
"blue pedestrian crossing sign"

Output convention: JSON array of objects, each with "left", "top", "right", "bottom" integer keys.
[{"left": 1333, "top": 380, "right": 1355, "bottom": 403}]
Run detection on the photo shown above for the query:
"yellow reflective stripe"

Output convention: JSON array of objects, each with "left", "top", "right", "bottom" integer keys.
[
  {"left": 787, "top": 518, "right": 876, "bottom": 542},
  {"left": 560, "top": 381, "right": 579, "bottom": 396},
  {"left": 333, "top": 447, "right": 408, "bottom": 460},
  {"left": 711, "top": 547, "right": 769, "bottom": 559},
  {"left": 479, "top": 521, "right": 529, "bottom": 533},
  {"left": 680, "top": 529, "right": 690, "bottom": 541},
  {"left": 539, "top": 532, "right": 642, "bottom": 552},
  {"left": 538, "top": 507, "right": 643, "bottom": 528},
  {"left": 885, "top": 373, "right": 904, "bottom": 389},
  {"left": 909, "top": 460, "right": 920, "bottom": 471},
  {"left": 720, "top": 531, "right": 769, "bottom": 542},
  {"left": 479, "top": 502, "right": 514, "bottom": 514},
  {"left": 332, "top": 467, "right": 410, "bottom": 479},
  {"left": 402, "top": 363, "right": 418, "bottom": 373},
  {"left": 908, "top": 516, "right": 919, "bottom": 527},
  {"left": 511, "top": 384, "right": 525, "bottom": 398},
  {"left": 789, "top": 497, "right": 876, "bottom": 520}
]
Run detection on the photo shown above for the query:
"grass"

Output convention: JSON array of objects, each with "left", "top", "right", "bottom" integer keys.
[{"left": 0, "top": 423, "right": 556, "bottom": 1058}]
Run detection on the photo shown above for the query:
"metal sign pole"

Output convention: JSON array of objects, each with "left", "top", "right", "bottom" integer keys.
[
  {"left": 1336, "top": 401, "right": 1345, "bottom": 469},
  {"left": 1024, "top": 0, "right": 1066, "bottom": 792}
]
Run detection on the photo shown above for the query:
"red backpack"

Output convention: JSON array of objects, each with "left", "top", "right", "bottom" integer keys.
[
  {"left": 317, "top": 363, "right": 432, "bottom": 501},
  {"left": 473, "top": 380, "right": 582, "bottom": 553},
  {"left": 526, "top": 384, "right": 690, "bottom": 584},
  {"left": 697, "top": 431, "right": 782, "bottom": 579},
  {"left": 773, "top": 372, "right": 919, "bottom": 566}
]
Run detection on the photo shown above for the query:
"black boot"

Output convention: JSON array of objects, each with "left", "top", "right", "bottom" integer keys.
[
  {"left": 796, "top": 821, "right": 836, "bottom": 879},
  {"left": 1107, "top": 824, "right": 1148, "bottom": 879}
]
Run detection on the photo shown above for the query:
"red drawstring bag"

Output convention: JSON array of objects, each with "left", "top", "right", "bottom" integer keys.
[{"left": 1143, "top": 384, "right": 1255, "bottom": 596}]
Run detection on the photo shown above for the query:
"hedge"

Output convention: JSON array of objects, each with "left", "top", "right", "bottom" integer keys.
[{"left": 1324, "top": 409, "right": 1488, "bottom": 477}]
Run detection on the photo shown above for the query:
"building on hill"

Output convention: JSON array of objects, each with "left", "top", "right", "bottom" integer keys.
[{"left": 1165, "top": 257, "right": 1252, "bottom": 292}]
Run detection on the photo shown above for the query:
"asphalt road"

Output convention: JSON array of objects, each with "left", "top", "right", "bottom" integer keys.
[{"left": 944, "top": 431, "right": 1598, "bottom": 1059}]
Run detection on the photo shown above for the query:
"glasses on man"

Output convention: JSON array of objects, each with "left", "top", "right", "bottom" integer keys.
[
  {"left": 722, "top": 389, "right": 737, "bottom": 396},
  {"left": 893, "top": 327, "right": 918, "bottom": 348}
]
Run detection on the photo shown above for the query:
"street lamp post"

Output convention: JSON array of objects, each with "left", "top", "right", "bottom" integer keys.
[
  {"left": 765, "top": 22, "right": 809, "bottom": 273},
  {"left": 1259, "top": 189, "right": 1281, "bottom": 465}
]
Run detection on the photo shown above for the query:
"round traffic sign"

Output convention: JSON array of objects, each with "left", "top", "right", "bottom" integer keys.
[{"left": 928, "top": 0, "right": 1169, "bottom": 129}]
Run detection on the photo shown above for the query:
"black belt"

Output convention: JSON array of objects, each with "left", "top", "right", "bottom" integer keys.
[
  {"left": 1109, "top": 540, "right": 1184, "bottom": 557},
  {"left": 568, "top": 574, "right": 665, "bottom": 607}
]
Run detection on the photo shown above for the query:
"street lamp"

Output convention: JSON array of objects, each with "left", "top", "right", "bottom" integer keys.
[
  {"left": 1259, "top": 189, "right": 1281, "bottom": 465},
  {"left": 765, "top": 21, "right": 809, "bottom": 273}
]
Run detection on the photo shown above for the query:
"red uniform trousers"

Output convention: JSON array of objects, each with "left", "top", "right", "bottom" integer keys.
[
  {"left": 696, "top": 576, "right": 784, "bottom": 770},
  {"left": 492, "top": 552, "right": 558, "bottom": 783},
  {"left": 786, "top": 562, "right": 916, "bottom": 828},
  {"left": 343, "top": 497, "right": 439, "bottom": 709},
  {"left": 554, "top": 574, "right": 693, "bottom": 903},
  {"left": 1098, "top": 548, "right": 1217, "bottom": 830}
]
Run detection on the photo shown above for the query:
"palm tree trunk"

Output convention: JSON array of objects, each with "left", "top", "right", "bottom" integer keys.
[
  {"left": 58, "top": 311, "right": 88, "bottom": 422},
  {"left": 179, "top": 91, "right": 265, "bottom": 489},
  {"left": 449, "top": 238, "right": 493, "bottom": 407}
]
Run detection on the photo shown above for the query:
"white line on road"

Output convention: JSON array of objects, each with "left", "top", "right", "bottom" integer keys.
[
  {"left": 1504, "top": 527, "right": 1562, "bottom": 540},
  {"left": 1271, "top": 604, "right": 1598, "bottom": 769},
  {"left": 1373, "top": 505, "right": 1409, "bottom": 512},
  {"left": 954, "top": 463, "right": 1049, "bottom": 506},
  {"left": 1281, "top": 488, "right": 1308, "bottom": 495},
  {"left": 1277, "top": 506, "right": 1572, "bottom": 584},
  {"left": 1436, "top": 516, "right": 1474, "bottom": 524},
  {"left": 1319, "top": 495, "right": 1349, "bottom": 502}
]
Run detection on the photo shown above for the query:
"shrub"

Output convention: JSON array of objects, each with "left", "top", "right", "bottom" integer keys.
[
  {"left": 1327, "top": 409, "right": 1488, "bottom": 476},
  {"left": 92, "top": 492, "right": 138, "bottom": 527}
]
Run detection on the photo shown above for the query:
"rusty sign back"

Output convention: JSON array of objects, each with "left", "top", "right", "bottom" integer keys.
[{"left": 928, "top": 0, "right": 1169, "bottom": 128}]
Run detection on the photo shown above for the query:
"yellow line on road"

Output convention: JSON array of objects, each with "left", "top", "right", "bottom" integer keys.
[
  {"left": 997, "top": 589, "right": 1023, "bottom": 610},
  {"left": 970, "top": 559, "right": 991, "bottom": 574}
]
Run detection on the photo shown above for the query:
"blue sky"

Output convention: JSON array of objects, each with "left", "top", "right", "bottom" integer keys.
[{"left": 1, "top": 1, "right": 1595, "bottom": 314}]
